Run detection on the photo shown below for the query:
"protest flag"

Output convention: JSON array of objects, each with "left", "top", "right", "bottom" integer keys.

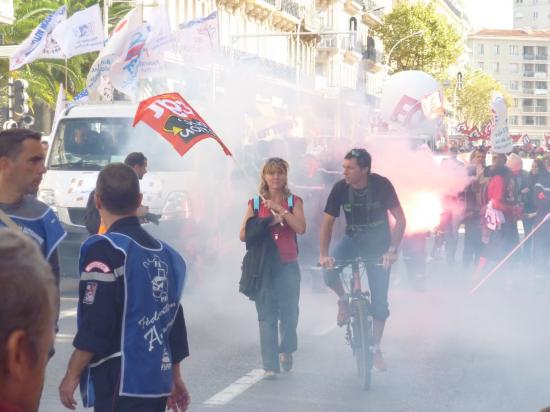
[
  {"left": 133, "top": 92, "right": 231, "bottom": 157},
  {"left": 177, "top": 11, "right": 219, "bottom": 55},
  {"left": 51, "top": 4, "right": 105, "bottom": 58},
  {"left": 10, "top": 5, "right": 66, "bottom": 71}
]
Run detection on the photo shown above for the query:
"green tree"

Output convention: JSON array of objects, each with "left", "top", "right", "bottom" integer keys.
[
  {"left": 452, "top": 69, "right": 512, "bottom": 128},
  {"left": 372, "top": 2, "right": 463, "bottom": 77},
  {"left": 0, "top": 0, "right": 131, "bottom": 115}
]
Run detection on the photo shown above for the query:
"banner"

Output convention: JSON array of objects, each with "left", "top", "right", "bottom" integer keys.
[
  {"left": 133, "top": 92, "right": 231, "bottom": 157},
  {"left": 177, "top": 11, "right": 218, "bottom": 55},
  {"left": 10, "top": 5, "right": 66, "bottom": 70},
  {"left": 144, "top": 6, "right": 173, "bottom": 54},
  {"left": 86, "top": 8, "right": 140, "bottom": 99},
  {"left": 51, "top": 4, "right": 105, "bottom": 58},
  {"left": 109, "top": 24, "right": 150, "bottom": 100},
  {"left": 490, "top": 94, "right": 513, "bottom": 154}
]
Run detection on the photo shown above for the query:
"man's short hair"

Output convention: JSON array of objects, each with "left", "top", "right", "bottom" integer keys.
[
  {"left": 0, "top": 128, "right": 41, "bottom": 160},
  {"left": 96, "top": 163, "right": 140, "bottom": 215},
  {"left": 124, "top": 152, "right": 147, "bottom": 168},
  {"left": 0, "top": 229, "right": 56, "bottom": 366},
  {"left": 345, "top": 148, "right": 372, "bottom": 171}
]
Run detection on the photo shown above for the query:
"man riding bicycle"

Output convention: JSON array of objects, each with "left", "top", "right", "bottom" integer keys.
[{"left": 319, "top": 148, "right": 406, "bottom": 372}]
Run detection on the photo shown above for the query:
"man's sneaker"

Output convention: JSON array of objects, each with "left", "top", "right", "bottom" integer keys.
[
  {"left": 372, "top": 349, "right": 387, "bottom": 372},
  {"left": 280, "top": 353, "right": 293, "bottom": 372},
  {"left": 263, "top": 370, "right": 277, "bottom": 380},
  {"left": 337, "top": 296, "right": 350, "bottom": 326}
]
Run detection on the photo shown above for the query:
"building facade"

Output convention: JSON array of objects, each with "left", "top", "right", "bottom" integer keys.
[
  {"left": 468, "top": 29, "right": 550, "bottom": 144},
  {"left": 514, "top": 0, "right": 550, "bottom": 30}
]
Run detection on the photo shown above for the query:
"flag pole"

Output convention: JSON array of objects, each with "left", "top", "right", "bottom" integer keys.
[
  {"left": 64, "top": 58, "right": 68, "bottom": 90},
  {"left": 470, "top": 211, "right": 550, "bottom": 295}
]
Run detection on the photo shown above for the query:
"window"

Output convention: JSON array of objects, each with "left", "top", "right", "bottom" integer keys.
[
  {"left": 493, "top": 62, "right": 500, "bottom": 72},
  {"left": 535, "top": 80, "right": 547, "bottom": 89},
  {"left": 510, "top": 80, "right": 519, "bottom": 90},
  {"left": 514, "top": 98, "right": 520, "bottom": 108},
  {"left": 494, "top": 45, "right": 500, "bottom": 55},
  {"left": 537, "top": 46, "right": 548, "bottom": 58},
  {"left": 510, "top": 63, "right": 519, "bottom": 72},
  {"left": 524, "top": 116, "right": 535, "bottom": 125},
  {"left": 478, "top": 44, "right": 484, "bottom": 55},
  {"left": 534, "top": 11, "right": 539, "bottom": 19},
  {"left": 510, "top": 45, "right": 519, "bottom": 56},
  {"left": 510, "top": 116, "right": 519, "bottom": 126},
  {"left": 537, "top": 117, "right": 547, "bottom": 126},
  {"left": 478, "top": 62, "right": 484, "bottom": 70},
  {"left": 536, "top": 63, "right": 548, "bottom": 73},
  {"left": 515, "top": 0, "right": 522, "bottom": 3}
]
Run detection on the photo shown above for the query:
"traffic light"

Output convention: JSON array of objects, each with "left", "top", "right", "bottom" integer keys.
[{"left": 12, "top": 79, "right": 29, "bottom": 115}]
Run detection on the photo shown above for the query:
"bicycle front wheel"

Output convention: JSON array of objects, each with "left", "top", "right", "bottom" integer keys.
[{"left": 352, "top": 298, "right": 373, "bottom": 390}]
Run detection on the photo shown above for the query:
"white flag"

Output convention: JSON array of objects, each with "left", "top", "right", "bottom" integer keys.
[
  {"left": 144, "top": 6, "right": 174, "bottom": 54},
  {"left": 490, "top": 93, "right": 513, "bottom": 154},
  {"left": 102, "top": 8, "right": 141, "bottom": 57},
  {"left": 177, "top": 11, "right": 219, "bottom": 55},
  {"left": 109, "top": 24, "right": 150, "bottom": 100},
  {"left": 86, "top": 8, "right": 140, "bottom": 99},
  {"left": 51, "top": 4, "right": 105, "bottom": 58},
  {"left": 10, "top": 5, "right": 66, "bottom": 70}
]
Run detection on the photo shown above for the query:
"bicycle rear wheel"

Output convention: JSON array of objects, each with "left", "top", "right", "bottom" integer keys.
[{"left": 352, "top": 298, "right": 373, "bottom": 390}]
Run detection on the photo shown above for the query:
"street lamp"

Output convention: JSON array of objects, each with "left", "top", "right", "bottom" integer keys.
[{"left": 384, "top": 30, "right": 424, "bottom": 73}]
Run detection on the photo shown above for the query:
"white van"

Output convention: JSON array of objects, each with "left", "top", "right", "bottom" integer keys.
[{"left": 38, "top": 103, "right": 199, "bottom": 272}]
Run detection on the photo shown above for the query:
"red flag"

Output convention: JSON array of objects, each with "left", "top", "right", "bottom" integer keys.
[{"left": 133, "top": 92, "right": 232, "bottom": 157}]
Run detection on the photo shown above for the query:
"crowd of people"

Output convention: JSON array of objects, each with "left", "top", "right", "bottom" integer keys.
[{"left": 3, "top": 126, "right": 550, "bottom": 412}]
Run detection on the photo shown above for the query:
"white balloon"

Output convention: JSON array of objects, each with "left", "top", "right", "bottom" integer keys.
[{"left": 380, "top": 70, "right": 444, "bottom": 132}]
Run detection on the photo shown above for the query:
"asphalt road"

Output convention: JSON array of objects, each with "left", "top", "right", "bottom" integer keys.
[{"left": 39, "top": 258, "right": 550, "bottom": 412}]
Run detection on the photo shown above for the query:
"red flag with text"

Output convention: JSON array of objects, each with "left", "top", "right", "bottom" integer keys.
[{"left": 133, "top": 92, "right": 232, "bottom": 157}]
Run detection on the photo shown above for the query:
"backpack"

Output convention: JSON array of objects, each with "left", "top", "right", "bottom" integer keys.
[{"left": 252, "top": 194, "right": 294, "bottom": 215}]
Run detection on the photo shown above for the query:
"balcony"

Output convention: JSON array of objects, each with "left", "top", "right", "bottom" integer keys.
[
  {"left": 272, "top": 0, "right": 300, "bottom": 30},
  {"left": 300, "top": 8, "right": 320, "bottom": 35},
  {"left": 315, "top": 0, "right": 338, "bottom": 10},
  {"left": 244, "top": 0, "right": 277, "bottom": 21},
  {"left": 524, "top": 71, "right": 535, "bottom": 77},
  {"left": 342, "top": 37, "right": 362, "bottom": 64},
  {"left": 363, "top": 47, "right": 384, "bottom": 72},
  {"left": 535, "top": 88, "right": 548, "bottom": 95},
  {"left": 316, "top": 34, "right": 339, "bottom": 61},
  {"left": 524, "top": 54, "right": 535, "bottom": 60},
  {"left": 536, "top": 54, "right": 548, "bottom": 60},
  {"left": 535, "top": 72, "right": 548, "bottom": 79},
  {"left": 362, "top": 1, "right": 384, "bottom": 27},
  {"left": 522, "top": 106, "right": 548, "bottom": 113},
  {"left": 343, "top": 0, "right": 362, "bottom": 15}
]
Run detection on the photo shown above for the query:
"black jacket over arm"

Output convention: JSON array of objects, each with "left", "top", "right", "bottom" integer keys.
[{"left": 239, "top": 215, "right": 280, "bottom": 303}]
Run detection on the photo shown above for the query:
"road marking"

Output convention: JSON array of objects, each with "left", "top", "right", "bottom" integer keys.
[
  {"left": 59, "top": 307, "right": 77, "bottom": 319},
  {"left": 61, "top": 297, "right": 79, "bottom": 302},
  {"left": 203, "top": 369, "right": 265, "bottom": 407},
  {"left": 312, "top": 324, "right": 337, "bottom": 336},
  {"left": 56, "top": 333, "right": 75, "bottom": 343}
]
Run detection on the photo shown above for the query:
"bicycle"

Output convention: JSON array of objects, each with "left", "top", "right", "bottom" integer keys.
[{"left": 321, "top": 257, "right": 377, "bottom": 390}]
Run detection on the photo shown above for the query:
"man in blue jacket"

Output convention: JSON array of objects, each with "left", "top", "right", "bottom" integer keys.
[{"left": 59, "top": 163, "right": 190, "bottom": 412}]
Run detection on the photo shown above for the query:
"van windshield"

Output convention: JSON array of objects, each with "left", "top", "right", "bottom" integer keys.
[{"left": 48, "top": 117, "right": 193, "bottom": 171}]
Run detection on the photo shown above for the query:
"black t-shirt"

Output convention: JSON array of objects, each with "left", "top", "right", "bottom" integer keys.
[{"left": 324, "top": 174, "right": 400, "bottom": 256}]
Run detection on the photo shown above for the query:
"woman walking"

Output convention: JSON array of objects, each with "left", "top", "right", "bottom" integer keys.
[{"left": 239, "top": 158, "right": 306, "bottom": 379}]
